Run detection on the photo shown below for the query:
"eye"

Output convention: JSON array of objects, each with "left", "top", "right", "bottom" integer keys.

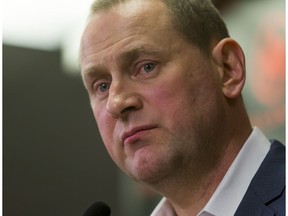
[
  {"left": 143, "top": 63, "right": 156, "bottom": 73},
  {"left": 134, "top": 62, "right": 159, "bottom": 80},
  {"left": 98, "top": 83, "right": 110, "bottom": 92},
  {"left": 92, "top": 80, "right": 111, "bottom": 97}
]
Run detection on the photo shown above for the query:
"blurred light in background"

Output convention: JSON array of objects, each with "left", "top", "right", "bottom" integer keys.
[
  {"left": 223, "top": 0, "right": 285, "bottom": 142},
  {"left": 3, "top": 0, "right": 94, "bottom": 73}
]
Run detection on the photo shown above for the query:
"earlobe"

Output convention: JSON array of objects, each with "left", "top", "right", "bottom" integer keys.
[{"left": 212, "top": 38, "right": 246, "bottom": 99}]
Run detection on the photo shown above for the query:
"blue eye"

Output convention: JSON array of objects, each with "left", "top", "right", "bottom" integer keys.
[
  {"left": 99, "top": 83, "right": 110, "bottom": 92},
  {"left": 143, "top": 63, "right": 155, "bottom": 73}
]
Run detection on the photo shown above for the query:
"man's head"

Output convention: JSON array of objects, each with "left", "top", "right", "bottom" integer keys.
[
  {"left": 89, "top": 0, "right": 229, "bottom": 54},
  {"left": 80, "top": 0, "right": 247, "bottom": 188}
]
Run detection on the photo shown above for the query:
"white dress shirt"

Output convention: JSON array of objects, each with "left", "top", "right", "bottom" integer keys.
[{"left": 150, "top": 128, "right": 271, "bottom": 216}]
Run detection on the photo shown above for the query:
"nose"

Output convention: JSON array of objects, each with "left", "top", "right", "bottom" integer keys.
[{"left": 106, "top": 80, "right": 142, "bottom": 120}]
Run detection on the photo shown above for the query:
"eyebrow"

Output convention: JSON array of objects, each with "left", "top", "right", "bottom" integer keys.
[
  {"left": 82, "top": 65, "right": 107, "bottom": 79},
  {"left": 82, "top": 46, "right": 164, "bottom": 78},
  {"left": 119, "top": 46, "right": 162, "bottom": 63},
  {"left": 114, "top": 46, "right": 166, "bottom": 74}
]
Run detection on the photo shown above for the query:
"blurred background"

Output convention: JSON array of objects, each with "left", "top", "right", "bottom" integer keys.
[{"left": 3, "top": 0, "right": 285, "bottom": 215}]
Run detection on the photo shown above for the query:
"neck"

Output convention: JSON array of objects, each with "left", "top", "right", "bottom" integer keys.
[{"left": 152, "top": 143, "right": 243, "bottom": 216}]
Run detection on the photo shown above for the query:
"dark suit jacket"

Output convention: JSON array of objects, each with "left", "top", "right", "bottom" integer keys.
[{"left": 235, "top": 140, "right": 285, "bottom": 216}]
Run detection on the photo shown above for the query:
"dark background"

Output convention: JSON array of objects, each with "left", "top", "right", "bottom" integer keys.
[{"left": 3, "top": 45, "right": 120, "bottom": 215}]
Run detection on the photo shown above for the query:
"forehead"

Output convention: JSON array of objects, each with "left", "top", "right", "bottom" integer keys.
[{"left": 80, "top": 0, "right": 173, "bottom": 58}]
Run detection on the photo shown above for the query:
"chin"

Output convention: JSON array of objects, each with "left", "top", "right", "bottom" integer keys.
[
  {"left": 126, "top": 152, "right": 177, "bottom": 185},
  {"left": 131, "top": 168, "right": 167, "bottom": 185}
]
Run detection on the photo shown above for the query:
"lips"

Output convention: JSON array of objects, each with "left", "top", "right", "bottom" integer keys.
[{"left": 121, "top": 125, "right": 157, "bottom": 144}]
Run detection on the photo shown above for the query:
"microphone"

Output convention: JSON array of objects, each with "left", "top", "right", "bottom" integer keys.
[{"left": 83, "top": 201, "right": 111, "bottom": 216}]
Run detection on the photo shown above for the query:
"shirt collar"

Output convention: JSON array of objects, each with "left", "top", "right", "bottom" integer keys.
[{"left": 200, "top": 127, "right": 271, "bottom": 216}]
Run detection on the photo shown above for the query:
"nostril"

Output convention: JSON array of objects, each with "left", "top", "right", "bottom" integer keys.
[{"left": 121, "top": 106, "right": 137, "bottom": 114}]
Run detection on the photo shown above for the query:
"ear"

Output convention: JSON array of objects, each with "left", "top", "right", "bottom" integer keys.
[{"left": 212, "top": 38, "right": 246, "bottom": 99}]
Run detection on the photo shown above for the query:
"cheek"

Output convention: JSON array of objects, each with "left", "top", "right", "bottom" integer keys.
[
  {"left": 91, "top": 102, "right": 129, "bottom": 170},
  {"left": 92, "top": 105, "right": 116, "bottom": 153},
  {"left": 149, "top": 72, "right": 220, "bottom": 136},
  {"left": 148, "top": 77, "right": 195, "bottom": 118}
]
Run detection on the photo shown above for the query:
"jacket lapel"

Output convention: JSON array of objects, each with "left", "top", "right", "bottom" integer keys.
[{"left": 235, "top": 140, "right": 285, "bottom": 216}]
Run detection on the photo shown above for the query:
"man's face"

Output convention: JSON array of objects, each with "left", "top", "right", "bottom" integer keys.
[{"left": 80, "top": 0, "right": 226, "bottom": 184}]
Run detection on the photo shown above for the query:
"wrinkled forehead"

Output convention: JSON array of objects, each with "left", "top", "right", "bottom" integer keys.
[{"left": 80, "top": 0, "right": 172, "bottom": 57}]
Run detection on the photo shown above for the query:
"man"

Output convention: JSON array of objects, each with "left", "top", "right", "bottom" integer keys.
[{"left": 79, "top": 0, "right": 285, "bottom": 215}]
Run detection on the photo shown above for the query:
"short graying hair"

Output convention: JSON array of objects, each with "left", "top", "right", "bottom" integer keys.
[{"left": 89, "top": 0, "right": 229, "bottom": 53}]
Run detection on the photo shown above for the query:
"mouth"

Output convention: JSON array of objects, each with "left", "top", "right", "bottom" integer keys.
[{"left": 121, "top": 125, "right": 157, "bottom": 144}]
